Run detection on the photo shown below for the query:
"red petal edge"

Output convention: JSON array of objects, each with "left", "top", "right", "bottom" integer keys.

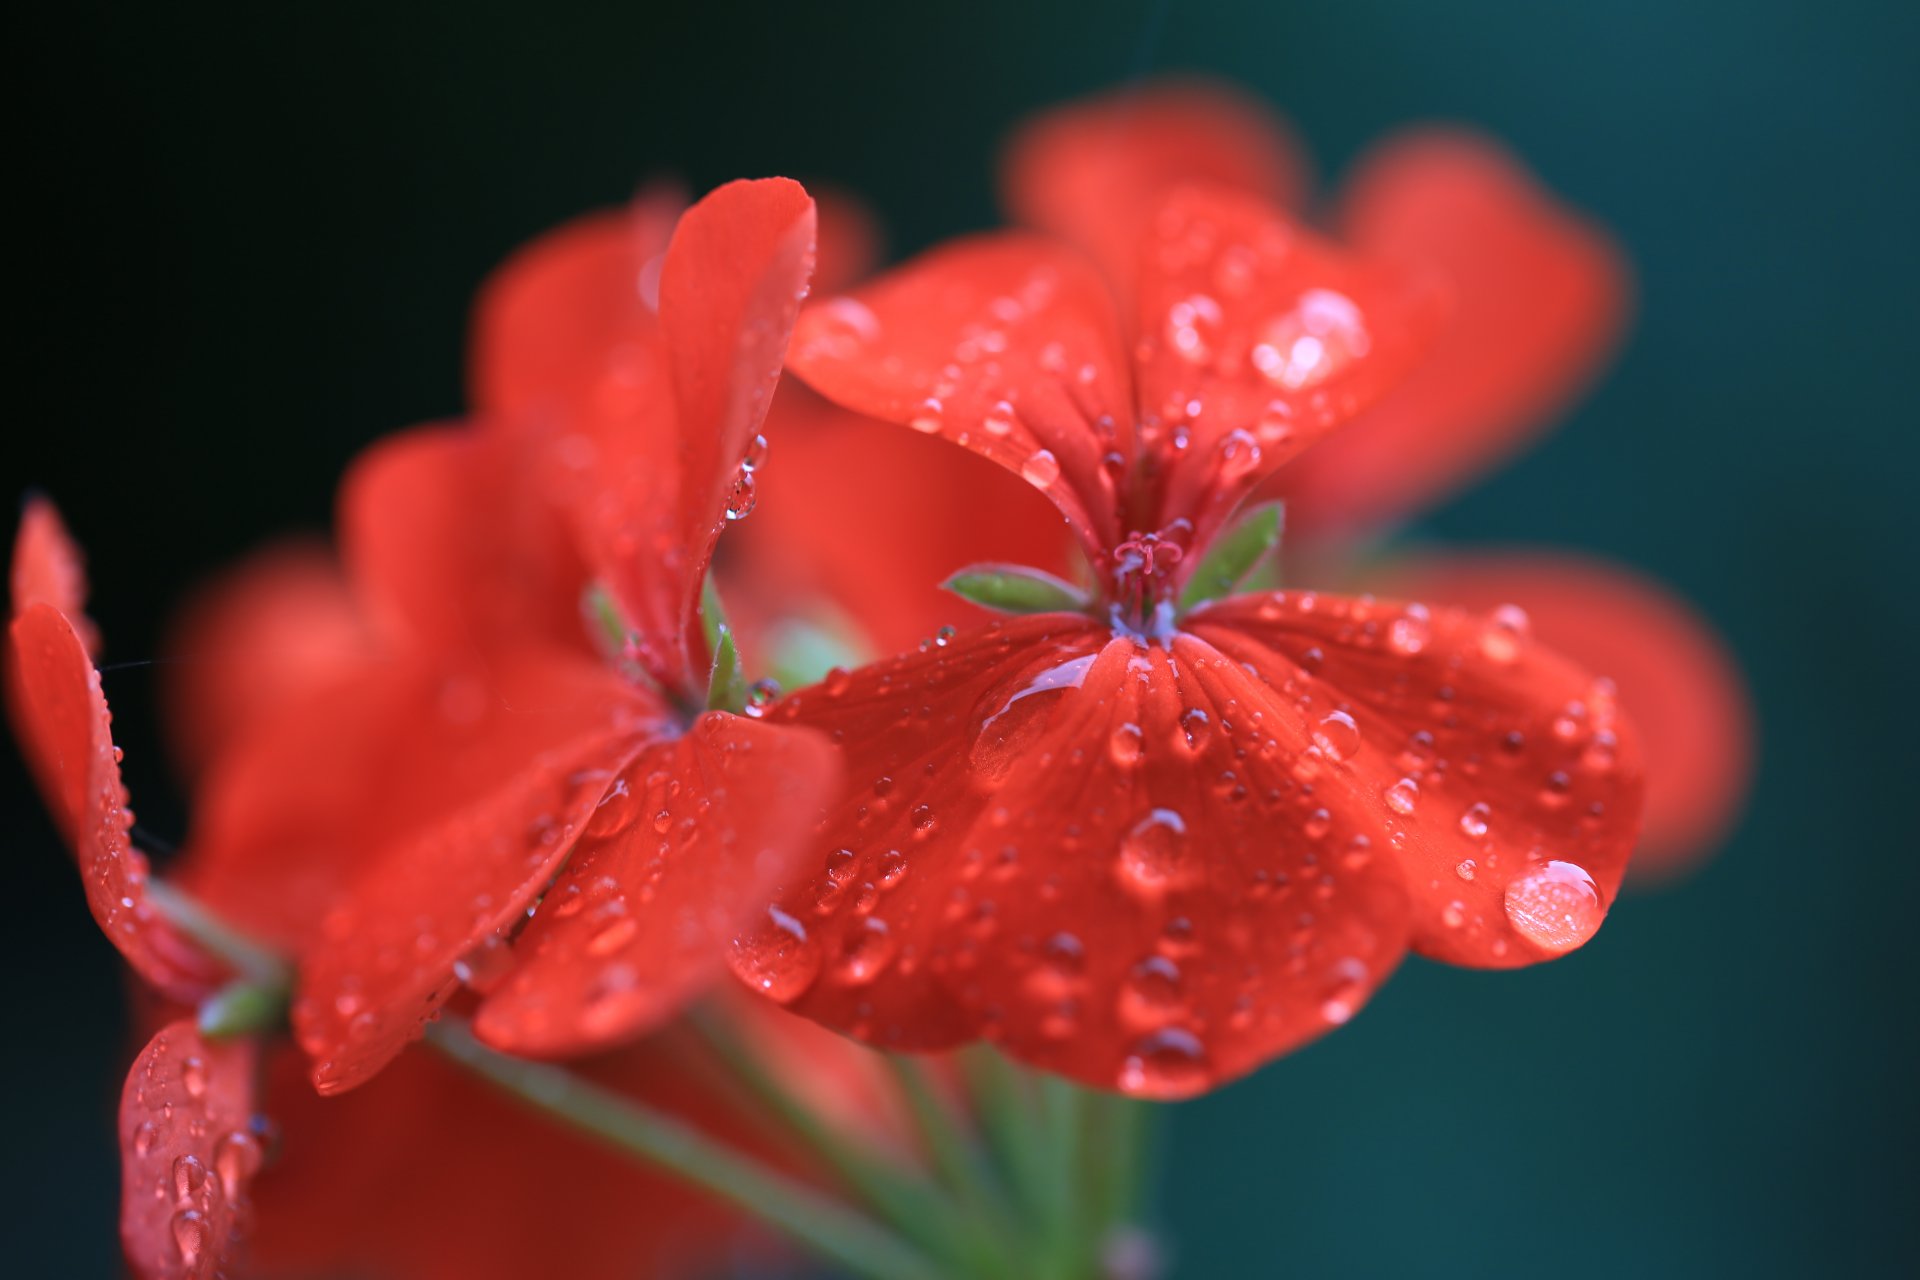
[
  {"left": 7, "top": 604, "right": 223, "bottom": 999},
  {"left": 119, "top": 1020, "right": 260, "bottom": 1280}
]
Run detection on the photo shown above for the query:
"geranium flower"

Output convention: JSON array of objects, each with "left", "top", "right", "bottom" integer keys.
[
  {"left": 11, "top": 494, "right": 891, "bottom": 1279},
  {"left": 744, "top": 171, "right": 1645, "bottom": 1099},
  {"left": 1002, "top": 79, "right": 1752, "bottom": 878}
]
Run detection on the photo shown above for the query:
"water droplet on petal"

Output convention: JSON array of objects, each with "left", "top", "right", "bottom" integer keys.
[
  {"left": 1479, "top": 604, "right": 1531, "bottom": 664},
  {"left": 1021, "top": 449, "right": 1061, "bottom": 487},
  {"left": 179, "top": 1056, "right": 208, "bottom": 1100},
  {"left": 1458, "top": 802, "right": 1491, "bottom": 839},
  {"left": 1503, "top": 861, "right": 1604, "bottom": 952},
  {"left": 730, "top": 905, "right": 820, "bottom": 1002},
  {"left": 1387, "top": 603, "right": 1432, "bottom": 656},
  {"left": 1312, "top": 710, "right": 1361, "bottom": 762},
  {"left": 1176, "top": 708, "right": 1212, "bottom": 754},
  {"left": 171, "top": 1210, "right": 206, "bottom": 1266},
  {"left": 172, "top": 1154, "right": 207, "bottom": 1204},
  {"left": 1117, "top": 1027, "right": 1210, "bottom": 1097},
  {"left": 834, "top": 917, "right": 897, "bottom": 985},
  {"left": 213, "top": 1130, "right": 262, "bottom": 1200},
  {"left": 1116, "top": 809, "right": 1189, "bottom": 896},
  {"left": 1109, "top": 721, "right": 1144, "bottom": 767},
  {"left": 1384, "top": 777, "right": 1420, "bottom": 816}
]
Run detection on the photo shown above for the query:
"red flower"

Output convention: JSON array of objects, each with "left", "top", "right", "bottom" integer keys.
[
  {"left": 744, "top": 170, "right": 1643, "bottom": 1098},
  {"left": 1003, "top": 79, "right": 1753, "bottom": 879}
]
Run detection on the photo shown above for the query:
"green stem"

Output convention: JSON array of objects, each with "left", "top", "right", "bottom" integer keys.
[
  {"left": 426, "top": 1019, "right": 945, "bottom": 1280},
  {"left": 682, "top": 1006, "right": 971, "bottom": 1266},
  {"left": 146, "top": 878, "right": 287, "bottom": 985},
  {"left": 1036, "top": 1076, "right": 1093, "bottom": 1277},
  {"left": 961, "top": 1048, "right": 1053, "bottom": 1224},
  {"left": 887, "top": 1054, "right": 1026, "bottom": 1275}
]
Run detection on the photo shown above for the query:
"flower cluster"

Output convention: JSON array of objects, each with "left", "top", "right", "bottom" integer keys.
[{"left": 7, "top": 80, "right": 1749, "bottom": 1280}]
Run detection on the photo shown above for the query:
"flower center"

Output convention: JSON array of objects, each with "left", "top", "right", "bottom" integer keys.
[{"left": 1106, "top": 521, "right": 1192, "bottom": 640}]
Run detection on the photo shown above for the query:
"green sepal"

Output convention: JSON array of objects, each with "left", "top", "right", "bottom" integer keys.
[
  {"left": 1178, "top": 502, "right": 1284, "bottom": 610},
  {"left": 943, "top": 564, "right": 1090, "bottom": 615},
  {"left": 707, "top": 625, "right": 747, "bottom": 712},
  {"left": 198, "top": 978, "right": 289, "bottom": 1040}
]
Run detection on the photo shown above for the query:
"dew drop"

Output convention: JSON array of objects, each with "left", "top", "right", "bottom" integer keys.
[
  {"left": 1503, "top": 861, "right": 1604, "bottom": 952},
  {"left": 1109, "top": 721, "right": 1145, "bottom": 767},
  {"left": 1458, "top": 802, "right": 1491, "bottom": 839},
  {"left": 834, "top": 917, "right": 898, "bottom": 985},
  {"left": 1479, "top": 604, "right": 1531, "bottom": 664},
  {"left": 723, "top": 469, "right": 757, "bottom": 521},
  {"left": 172, "top": 1153, "right": 207, "bottom": 1204},
  {"left": 730, "top": 905, "right": 820, "bottom": 1003},
  {"left": 1176, "top": 708, "right": 1213, "bottom": 754},
  {"left": 983, "top": 399, "right": 1017, "bottom": 436},
  {"left": 179, "top": 1056, "right": 208, "bottom": 1100},
  {"left": 1117, "top": 1027, "right": 1210, "bottom": 1097},
  {"left": 1021, "top": 449, "right": 1061, "bottom": 487},
  {"left": 1384, "top": 777, "right": 1420, "bottom": 816},
  {"left": 170, "top": 1210, "right": 206, "bottom": 1267},
  {"left": 1116, "top": 809, "right": 1189, "bottom": 895},
  {"left": 1455, "top": 858, "right": 1478, "bottom": 882},
  {"left": 1312, "top": 710, "right": 1361, "bottom": 762},
  {"left": 213, "top": 1130, "right": 262, "bottom": 1200},
  {"left": 1387, "top": 603, "right": 1432, "bottom": 656}
]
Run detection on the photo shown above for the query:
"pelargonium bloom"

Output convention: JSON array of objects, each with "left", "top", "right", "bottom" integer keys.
[
  {"left": 734, "top": 179, "right": 1646, "bottom": 1099},
  {"left": 1002, "top": 79, "right": 1751, "bottom": 878}
]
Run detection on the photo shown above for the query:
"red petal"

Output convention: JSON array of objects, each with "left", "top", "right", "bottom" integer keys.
[
  {"left": 812, "top": 183, "right": 885, "bottom": 295},
  {"left": 469, "top": 187, "right": 682, "bottom": 426},
  {"left": 288, "top": 654, "right": 661, "bottom": 1092},
  {"left": 474, "top": 714, "right": 840, "bottom": 1056},
  {"left": 788, "top": 234, "right": 1135, "bottom": 559},
  {"left": 1277, "top": 131, "right": 1630, "bottom": 542},
  {"left": 1133, "top": 186, "right": 1446, "bottom": 555},
  {"left": 7, "top": 604, "right": 223, "bottom": 999},
  {"left": 11, "top": 495, "right": 98, "bottom": 652},
  {"left": 1191, "top": 590, "right": 1645, "bottom": 966},
  {"left": 1366, "top": 551, "right": 1751, "bottom": 882},
  {"left": 118, "top": 1020, "right": 259, "bottom": 1280},
  {"left": 1001, "top": 77, "right": 1312, "bottom": 297},
  {"left": 248, "top": 1037, "right": 747, "bottom": 1280},
  {"left": 760, "top": 618, "right": 1410, "bottom": 1097},
  {"left": 161, "top": 542, "right": 373, "bottom": 779},
  {"left": 732, "top": 384, "right": 1080, "bottom": 656},
  {"left": 340, "top": 425, "right": 590, "bottom": 660}
]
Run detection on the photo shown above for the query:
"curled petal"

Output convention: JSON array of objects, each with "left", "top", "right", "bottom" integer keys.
[
  {"left": 11, "top": 495, "right": 98, "bottom": 652},
  {"left": 1001, "top": 77, "right": 1312, "bottom": 296},
  {"left": 475, "top": 714, "right": 841, "bottom": 1057},
  {"left": 289, "top": 655, "right": 661, "bottom": 1093},
  {"left": 119, "top": 1020, "right": 259, "bottom": 1280},
  {"left": 788, "top": 234, "right": 1135, "bottom": 558},
  {"left": 340, "top": 425, "right": 589, "bottom": 660},
  {"left": 762, "top": 618, "right": 1410, "bottom": 1097},
  {"left": 8, "top": 604, "right": 223, "bottom": 999},
  {"left": 1191, "top": 590, "right": 1645, "bottom": 966},
  {"left": 1278, "top": 130, "right": 1630, "bottom": 541},
  {"left": 1134, "top": 186, "right": 1446, "bottom": 554},
  {"left": 162, "top": 542, "right": 373, "bottom": 778},
  {"left": 1367, "top": 550, "right": 1751, "bottom": 881}
]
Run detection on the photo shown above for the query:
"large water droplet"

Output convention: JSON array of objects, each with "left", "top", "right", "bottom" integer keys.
[
  {"left": 1384, "top": 777, "right": 1420, "bottom": 816},
  {"left": 1458, "top": 802, "right": 1491, "bottom": 839},
  {"left": 172, "top": 1154, "right": 207, "bottom": 1204},
  {"left": 1021, "top": 449, "right": 1061, "bottom": 487},
  {"left": 1117, "top": 1027, "right": 1209, "bottom": 1097},
  {"left": 834, "top": 917, "right": 898, "bottom": 985},
  {"left": 1109, "top": 721, "right": 1145, "bottom": 767},
  {"left": 731, "top": 905, "right": 819, "bottom": 1002},
  {"left": 179, "top": 1056, "right": 208, "bottom": 1101},
  {"left": 1176, "top": 708, "right": 1213, "bottom": 754},
  {"left": 170, "top": 1210, "right": 206, "bottom": 1266},
  {"left": 1503, "top": 861, "right": 1604, "bottom": 952},
  {"left": 1116, "top": 809, "right": 1189, "bottom": 895},
  {"left": 1312, "top": 710, "right": 1361, "bottom": 762},
  {"left": 1479, "top": 604, "right": 1530, "bottom": 664},
  {"left": 213, "top": 1130, "right": 262, "bottom": 1200}
]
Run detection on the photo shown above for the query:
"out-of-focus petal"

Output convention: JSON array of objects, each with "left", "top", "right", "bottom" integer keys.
[
  {"left": 812, "top": 184, "right": 885, "bottom": 294},
  {"left": 118, "top": 1020, "right": 259, "bottom": 1280},
  {"left": 731, "top": 385, "right": 1079, "bottom": 657},
  {"left": 8, "top": 604, "right": 224, "bottom": 999},
  {"left": 340, "top": 425, "right": 590, "bottom": 661},
  {"left": 1277, "top": 130, "right": 1630, "bottom": 542},
  {"left": 288, "top": 653, "right": 662, "bottom": 1093},
  {"left": 758, "top": 617, "right": 1411, "bottom": 1097},
  {"left": 248, "top": 1036, "right": 746, "bottom": 1280},
  {"left": 1134, "top": 186, "right": 1446, "bottom": 556},
  {"left": 474, "top": 714, "right": 839, "bottom": 1057},
  {"left": 469, "top": 187, "right": 683, "bottom": 426},
  {"left": 1001, "top": 77, "right": 1312, "bottom": 298},
  {"left": 161, "top": 542, "right": 374, "bottom": 778},
  {"left": 11, "top": 495, "right": 98, "bottom": 653},
  {"left": 1192, "top": 590, "right": 1645, "bottom": 964},
  {"left": 1366, "top": 550, "right": 1752, "bottom": 881},
  {"left": 789, "top": 235, "right": 1135, "bottom": 558}
]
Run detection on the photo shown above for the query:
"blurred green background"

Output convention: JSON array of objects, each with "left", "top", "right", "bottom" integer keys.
[{"left": 9, "top": 1, "right": 1915, "bottom": 1274}]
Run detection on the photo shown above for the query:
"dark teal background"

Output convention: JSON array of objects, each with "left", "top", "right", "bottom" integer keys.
[{"left": 9, "top": 1, "right": 1915, "bottom": 1275}]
